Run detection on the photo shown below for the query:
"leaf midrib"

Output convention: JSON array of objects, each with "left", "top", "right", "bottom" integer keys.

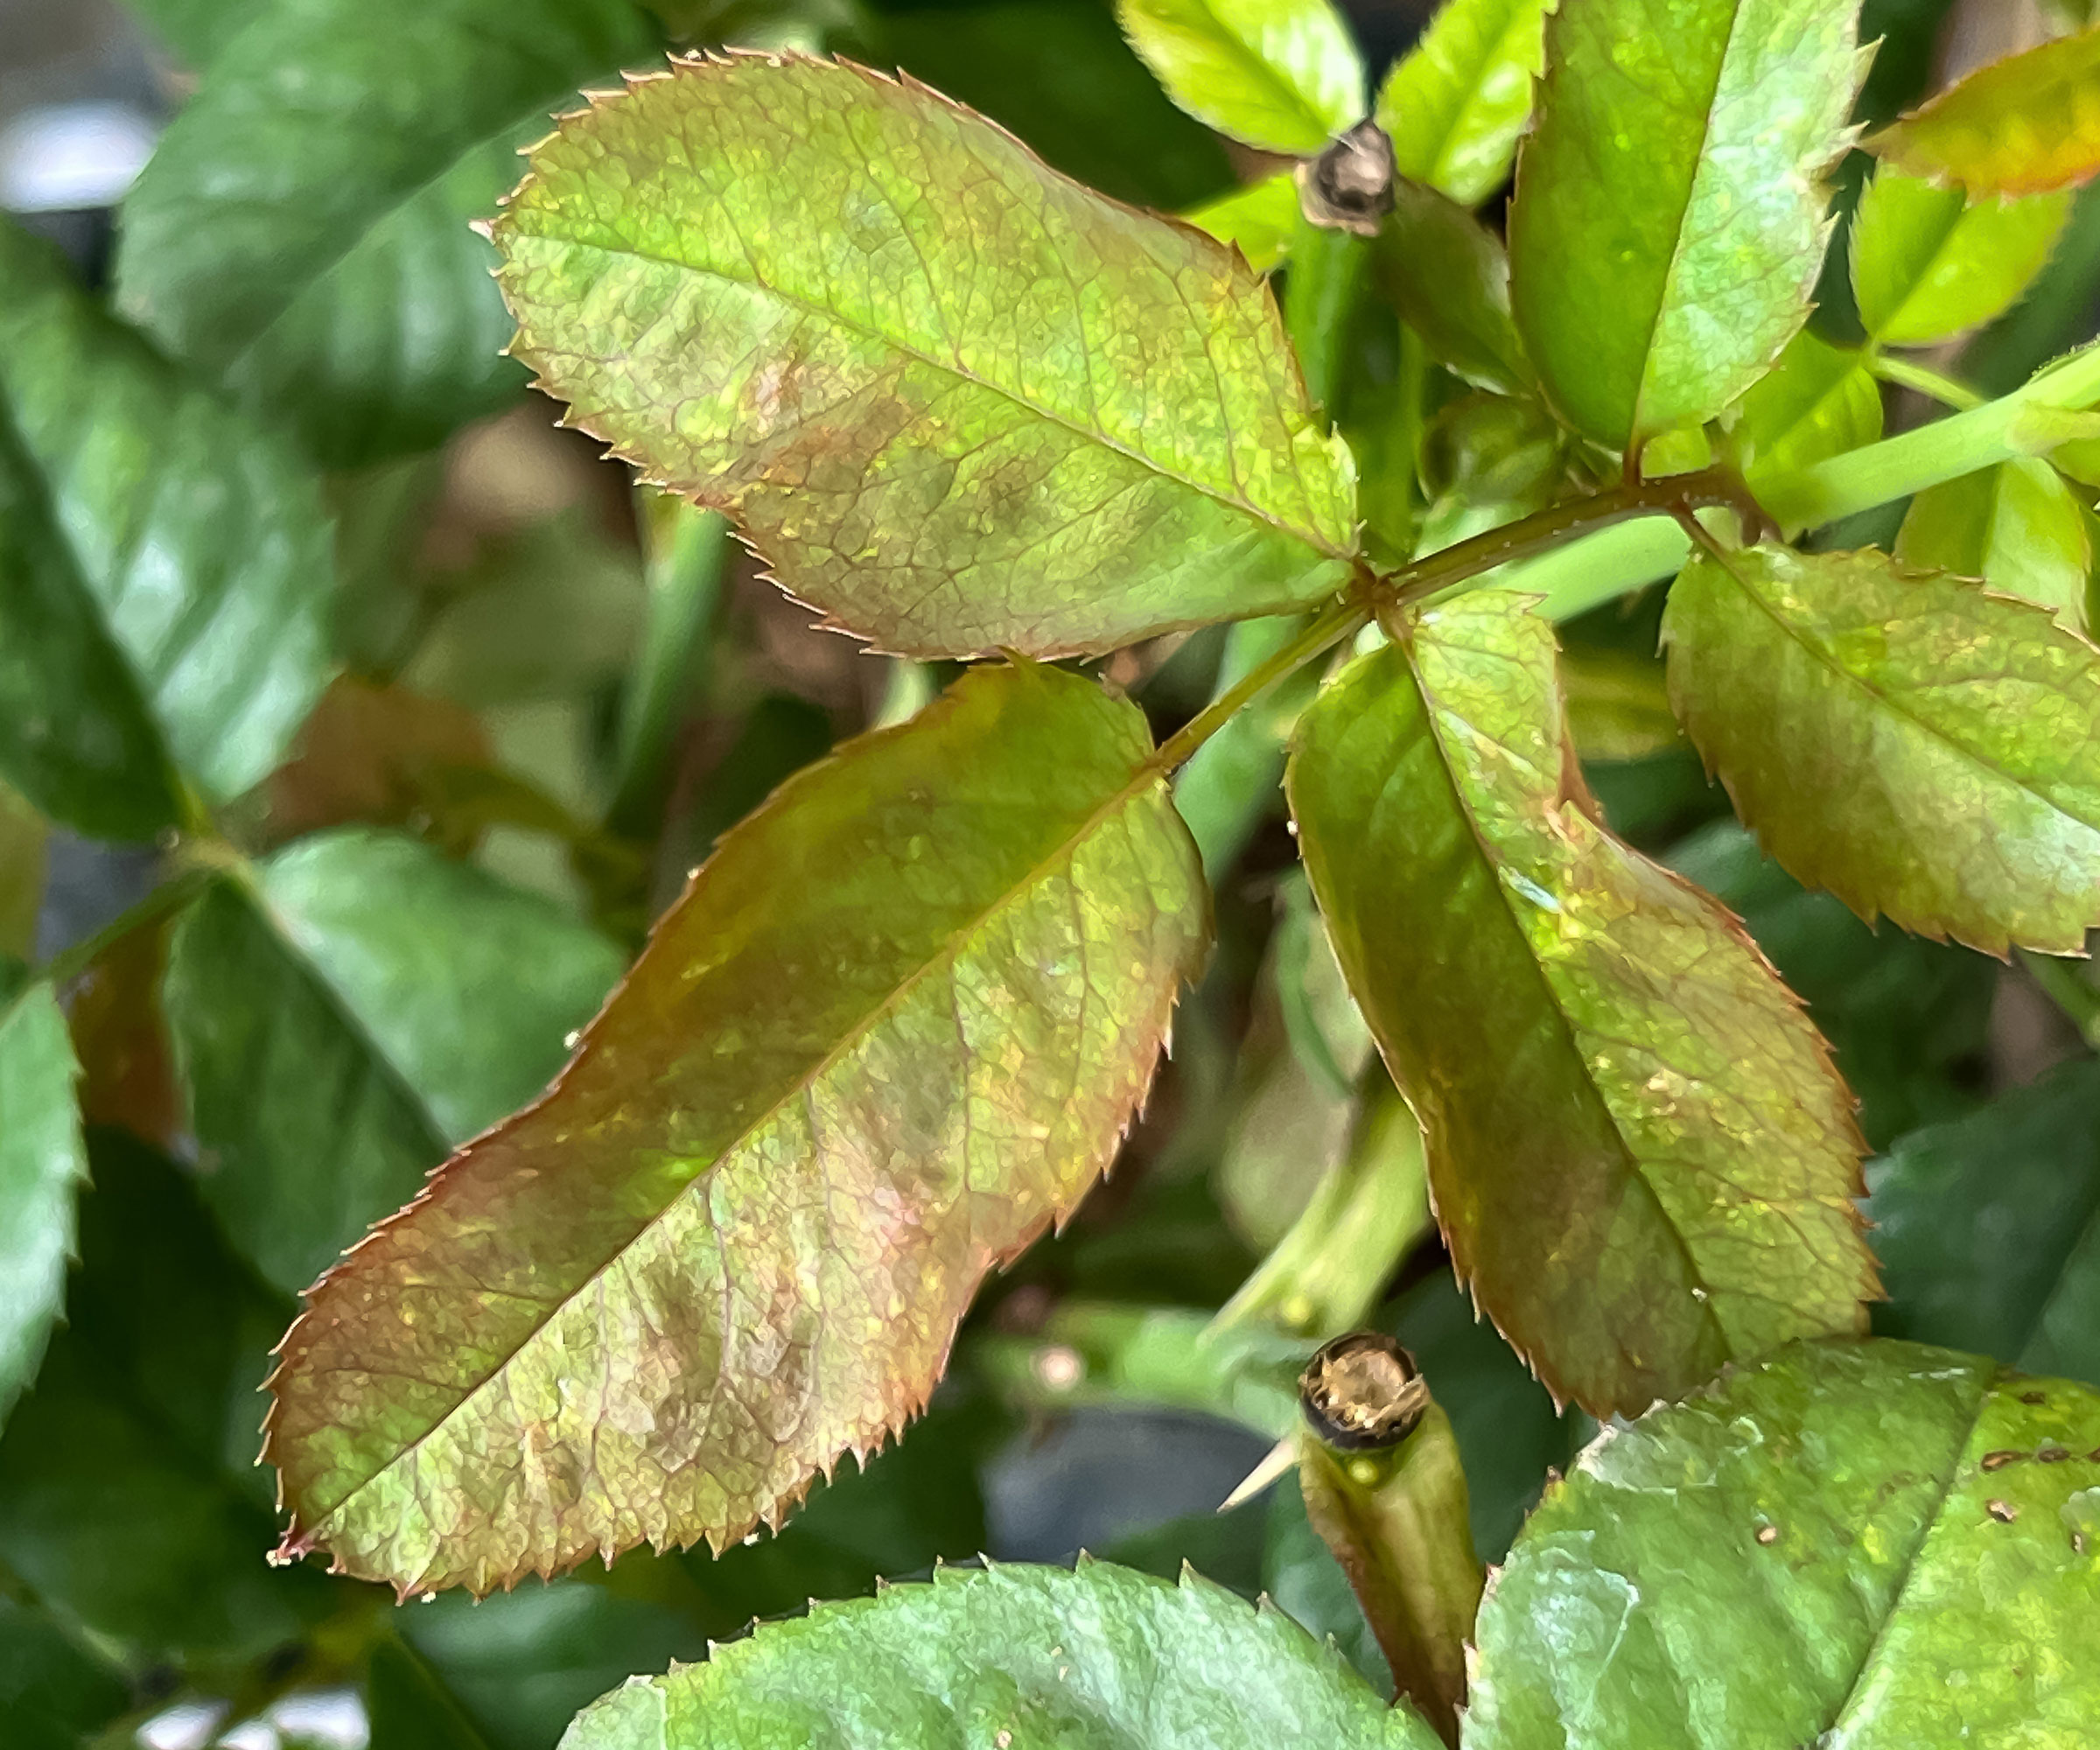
[
  {"left": 296, "top": 712, "right": 1188, "bottom": 1530},
  {"left": 501, "top": 220, "right": 1354, "bottom": 563}
]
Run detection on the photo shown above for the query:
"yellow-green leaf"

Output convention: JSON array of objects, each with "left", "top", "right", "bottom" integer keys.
[
  {"left": 1287, "top": 593, "right": 1871, "bottom": 1417},
  {"left": 1851, "top": 166, "right": 2071, "bottom": 346},
  {"left": 1732, "top": 330, "right": 1884, "bottom": 500},
  {"left": 1508, "top": 0, "right": 1866, "bottom": 449},
  {"left": 264, "top": 662, "right": 1208, "bottom": 1594},
  {"left": 1182, "top": 174, "right": 1298, "bottom": 275},
  {"left": 1866, "top": 26, "right": 2100, "bottom": 197},
  {"left": 1663, "top": 542, "right": 2100, "bottom": 954},
  {"left": 1116, "top": 0, "right": 1364, "bottom": 155},
  {"left": 1896, "top": 458, "right": 2092, "bottom": 630},
  {"left": 1375, "top": 0, "right": 1554, "bottom": 206},
  {"left": 494, "top": 53, "right": 1356, "bottom": 659}
]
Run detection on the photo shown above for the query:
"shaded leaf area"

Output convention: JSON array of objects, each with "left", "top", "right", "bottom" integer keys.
[
  {"left": 1734, "top": 330, "right": 1884, "bottom": 500},
  {"left": 117, "top": 0, "right": 659, "bottom": 466},
  {"left": 1508, "top": 0, "right": 1863, "bottom": 448},
  {"left": 1669, "top": 822, "right": 1993, "bottom": 1152},
  {"left": 1869, "top": 1060, "right": 2100, "bottom": 1388},
  {"left": 1371, "top": 180, "right": 1531, "bottom": 398},
  {"left": 165, "top": 831, "right": 622, "bottom": 1298},
  {"left": 852, "top": 0, "right": 1233, "bottom": 211},
  {"left": 0, "top": 1133, "right": 342, "bottom": 1658},
  {"left": 124, "top": 0, "right": 270, "bottom": 67},
  {"left": 0, "top": 219, "right": 331, "bottom": 840},
  {"left": 1375, "top": 0, "right": 1553, "bottom": 207},
  {"left": 0, "top": 1593, "right": 130, "bottom": 1750},
  {"left": 267, "top": 663, "right": 1208, "bottom": 1595},
  {"left": 0, "top": 986, "right": 84, "bottom": 1428},
  {"left": 1288, "top": 594, "right": 1871, "bottom": 1417},
  {"left": 1469, "top": 1340, "right": 2100, "bottom": 1747},
  {"left": 493, "top": 53, "right": 1355, "bottom": 659},
  {"left": 561, "top": 1561, "right": 1438, "bottom": 1750},
  {"left": 1896, "top": 458, "right": 2092, "bottom": 630},
  {"left": 1663, "top": 543, "right": 2100, "bottom": 954},
  {"left": 0, "top": 779, "right": 46, "bottom": 958},
  {"left": 368, "top": 1635, "right": 494, "bottom": 1750},
  {"left": 1851, "top": 167, "right": 2071, "bottom": 346},
  {"left": 1867, "top": 26, "right": 2100, "bottom": 197},
  {"left": 1116, "top": 0, "right": 1362, "bottom": 156}
]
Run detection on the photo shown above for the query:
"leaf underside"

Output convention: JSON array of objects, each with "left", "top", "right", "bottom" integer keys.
[
  {"left": 492, "top": 52, "right": 1356, "bottom": 660},
  {"left": 1287, "top": 592, "right": 1872, "bottom": 1418},
  {"left": 1469, "top": 1340, "right": 2100, "bottom": 1746},
  {"left": 1508, "top": 0, "right": 1864, "bottom": 448},
  {"left": 264, "top": 663, "right": 1208, "bottom": 1595},
  {"left": 563, "top": 1561, "right": 1437, "bottom": 1750},
  {"left": 1663, "top": 542, "right": 2100, "bottom": 955}
]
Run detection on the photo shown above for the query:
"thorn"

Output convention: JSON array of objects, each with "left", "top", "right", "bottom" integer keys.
[{"left": 1218, "top": 1435, "right": 1298, "bottom": 1512}]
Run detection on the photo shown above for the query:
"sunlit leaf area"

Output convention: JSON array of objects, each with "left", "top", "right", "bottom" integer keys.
[{"left": 4, "top": 1, "right": 2100, "bottom": 1746}]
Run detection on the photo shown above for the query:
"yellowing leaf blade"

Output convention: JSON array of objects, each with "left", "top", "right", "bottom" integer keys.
[
  {"left": 1867, "top": 26, "right": 2100, "bottom": 197},
  {"left": 264, "top": 663, "right": 1208, "bottom": 1594}
]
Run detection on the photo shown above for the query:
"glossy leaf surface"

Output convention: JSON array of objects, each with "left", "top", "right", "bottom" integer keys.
[
  {"left": 1372, "top": 179, "right": 1532, "bottom": 397},
  {"left": 1116, "top": 0, "right": 1364, "bottom": 155},
  {"left": 1852, "top": 167, "right": 2071, "bottom": 346},
  {"left": 0, "top": 220, "right": 331, "bottom": 838},
  {"left": 0, "top": 986, "right": 83, "bottom": 1427},
  {"left": 1896, "top": 457, "right": 2091, "bottom": 628},
  {"left": 266, "top": 663, "right": 1208, "bottom": 1594},
  {"left": 1870, "top": 1060, "right": 2100, "bottom": 1387},
  {"left": 1733, "top": 330, "right": 1884, "bottom": 500},
  {"left": 1469, "top": 1340, "right": 2100, "bottom": 1746},
  {"left": 493, "top": 54, "right": 1356, "bottom": 658},
  {"left": 1287, "top": 595, "right": 1871, "bottom": 1416},
  {"left": 1374, "top": 0, "right": 1553, "bottom": 206},
  {"left": 1663, "top": 542, "right": 2100, "bottom": 953},
  {"left": 1508, "top": 0, "right": 1863, "bottom": 448},
  {"left": 1866, "top": 26, "right": 2100, "bottom": 197},
  {"left": 564, "top": 1561, "right": 1435, "bottom": 1750},
  {"left": 117, "top": 0, "right": 657, "bottom": 465}
]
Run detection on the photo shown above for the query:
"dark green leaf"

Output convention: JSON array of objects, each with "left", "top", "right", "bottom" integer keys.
[
  {"left": 1869, "top": 1060, "right": 2100, "bottom": 1387},
  {"left": 1851, "top": 166, "right": 2072, "bottom": 346},
  {"left": 1371, "top": 178, "right": 1532, "bottom": 397},
  {"left": 1288, "top": 594, "right": 1872, "bottom": 1416},
  {"left": 266, "top": 662, "right": 1208, "bottom": 1595},
  {"left": 562, "top": 1561, "right": 1438, "bottom": 1750},
  {"left": 1663, "top": 542, "right": 2100, "bottom": 954},
  {"left": 123, "top": 0, "right": 267, "bottom": 67},
  {"left": 1116, "top": 0, "right": 1364, "bottom": 156},
  {"left": 1895, "top": 458, "right": 2092, "bottom": 629},
  {"left": 492, "top": 54, "right": 1356, "bottom": 659},
  {"left": 117, "top": 0, "right": 658, "bottom": 465},
  {"left": 1866, "top": 26, "right": 2100, "bottom": 197},
  {"left": 1469, "top": 1340, "right": 2100, "bottom": 1746},
  {"left": 1508, "top": 0, "right": 1865, "bottom": 448},
  {"left": 367, "top": 1636, "right": 494, "bottom": 1750},
  {"left": 1373, "top": 0, "right": 1552, "bottom": 206},
  {"left": 0, "top": 985, "right": 83, "bottom": 1429},
  {"left": 0, "top": 1595, "right": 130, "bottom": 1750},
  {"left": 0, "top": 219, "right": 331, "bottom": 839},
  {"left": 1172, "top": 618, "right": 1318, "bottom": 878},
  {"left": 0, "top": 780, "right": 46, "bottom": 961}
]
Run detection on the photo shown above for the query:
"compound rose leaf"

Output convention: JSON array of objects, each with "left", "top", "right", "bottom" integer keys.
[
  {"left": 1287, "top": 592, "right": 1872, "bottom": 1418},
  {"left": 265, "top": 662, "right": 1208, "bottom": 1594},
  {"left": 492, "top": 52, "right": 1357, "bottom": 660},
  {"left": 1662, "top": 542, "right": 2100, "bottom": 955}
]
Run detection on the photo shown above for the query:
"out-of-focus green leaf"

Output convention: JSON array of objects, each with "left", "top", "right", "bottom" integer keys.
[
  {"left": 0, "top": 1595, "right": 130, "bottom": 1750},
  {"left": 1559, "top": 648, "right": 1682, "bottom": 765},
  {"left": 0, "top": 1133, "right": 337, "bottom": 1656},
  {"left": 1508, "top": 0, "right": 1864, "bottom": 449},
  {"left": 1866, "top": 26, "right": 2100, "bottom": 197},
  {"left": 368, "top": 1635, "right": 494, "bottom": 1750},
  {"left": 492, "top": 55, "right": 1355, "bottom": 659},
  {"left": 1172, "top": 619, "right": 1320, "bottom": 881},
  {"left": 1967, "top": 182, "right": 2100, "bottom": 396},
  {"left": 1183, "top": 174, "right": 1298, "bottom": 275},
  {"left": 1371, "top": 179, "right": 1531, "bottom": 397},
  {"left": 859, "top": 0, "right": 1233, "bottom": 211},
  {"left": 1663, "top": 542, "right": 2100, "bottom": 955},
  {"left": 563, "top": 1561, "right": 1438, "bottom": 1749},
  {"left": 0, "top": 220, "right": 331, "bottom": 840},
  {"left": 1469, "top": 1340, "right": 2100, "bottom": 1746},
  {"left": 1733, "top": 329, "right": 1884, "bottom": 498},
  {"left": 0, "top": 782, "right": 46, "bottom": 960},
  {"left": 124, "top": 0, "right": 270, "bottom": 67},
  {"left": 266, "top": 662, "right": 1208, "bottom": 1596},
  {"left": 1288, "top": 594, "right": 1872, "bottom": 1417},
  {"left": 1869, "top": 1061, "right": 2100, "bottom": 1387},
  {"left": 1896, "top": 457, "right": 2092, "bottom": 628},
  {"left": 1374, "top": 0, "right": 1553, "bottom": 206},
  {"left": 1412, "top": 392, "right": 1564, "bottom": 558},
  {"left": 1852, "top": 167, "right": 2071, "bottom": 346},
  {"left": 1669, "top": 821, "right": 1993, "bottom": 1151},
  {"left": 1116, "top": 0, "right": 1363, "bottom": 156},
  {"left": 0, "top": 988, "right": 83, "bottom": 1432},
  {"left": 117, "top": 0, "right": 658, "bottom": 466}
]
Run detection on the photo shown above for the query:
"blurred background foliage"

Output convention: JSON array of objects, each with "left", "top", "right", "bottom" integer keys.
[{"left": 4, "top": 0, "right": 2100, "bottom": 1746}]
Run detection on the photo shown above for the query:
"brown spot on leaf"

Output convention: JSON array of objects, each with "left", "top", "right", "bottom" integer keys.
[
  {"left": 2040, "top": 1445, "right": 2072, "bottom": 1463},
  {"left": 1988, "top": 1499, "right": 2019, "bottom": 1522},
  {"left": 1755, "top": 1524, "right": 1779, "bottom": 1545},
  {"left": 2021, "top": 1390, "right": 2048, "bottom": 1405},
  {"left": 1982, "top": 1450, "right": 2025, "bottom": 1471}
]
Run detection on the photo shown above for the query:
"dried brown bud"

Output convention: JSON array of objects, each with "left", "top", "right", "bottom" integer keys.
[
  {"left": 1296, "top": 120, "right": 1397, "bottom": 237},
  {"left": 1299, "top": 1332, "right": 1430, "bottom": 1451}
]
